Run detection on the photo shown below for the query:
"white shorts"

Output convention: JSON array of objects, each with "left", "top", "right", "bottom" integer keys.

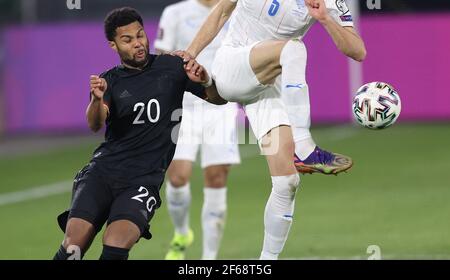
[
  {"left": 173, "top": 93, "right": 241, "bottom": 168},
  {"left": 212, "top": 43, "right": 290, "bottom": 141}
]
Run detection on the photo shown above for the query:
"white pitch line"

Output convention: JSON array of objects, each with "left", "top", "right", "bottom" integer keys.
[
  {"left": 251, "top": 254, "right": 450, "bottom": 260},
  {"left": 0, "top": 180, "right": 72, "bottom": 207}
]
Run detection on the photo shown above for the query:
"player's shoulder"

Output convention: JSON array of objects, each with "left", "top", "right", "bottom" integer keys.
[
  {"left": 99, "top": 65, "right": 122, "bottom": 81},
  {"left": 153, "top": 54, "right": 185, "bottom": 72},
  {"left": 162, "top": 0, "right": 192, "bottom": 17}
]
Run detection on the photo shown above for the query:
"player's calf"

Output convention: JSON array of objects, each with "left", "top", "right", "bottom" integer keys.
[
  {"left": 204, "top": 165, "right": 230, "bottom": 188},
  {"left": 100, "top": 220, "right": 140, "bottom": 260},
  {"left": 262, "top": 125, "right": 297, "bottom": 176},
  {"left": 53, "top": 218, "right": 95, "bottom": 260}
]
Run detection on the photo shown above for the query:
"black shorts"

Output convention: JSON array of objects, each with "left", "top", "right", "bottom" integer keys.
[{"left": 57, "top": 163, "right": 162, "bottom": 240}]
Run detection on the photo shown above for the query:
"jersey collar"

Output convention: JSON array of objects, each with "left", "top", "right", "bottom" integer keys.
[{"left": 118, "top": 54, "right": 155, "bottom": 74}]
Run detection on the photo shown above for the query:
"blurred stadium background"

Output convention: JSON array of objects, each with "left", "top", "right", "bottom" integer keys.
[{"left": 0, "top": 0, "right": 449, "bottom": 260}]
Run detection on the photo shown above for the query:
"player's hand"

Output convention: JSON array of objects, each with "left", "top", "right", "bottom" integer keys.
[
  {"left": 171, "top": 50, "right": 194, "bottom": 63},
  {"left": 305, "top": 0, "right": 330, "bottom": 23},
  {"left": 90, "top": 75, "right": 107, "bottom": 100},
  {"left": 184, "top": 59, "right": 209, "bottom": 84}
]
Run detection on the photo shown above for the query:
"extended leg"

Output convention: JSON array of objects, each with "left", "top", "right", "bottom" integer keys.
[
  {"left": 53, "top": 218, "right": 96, "bottom": 260},
  {"left": 250, "top": 40, "right": 353, "bottom": 175}
]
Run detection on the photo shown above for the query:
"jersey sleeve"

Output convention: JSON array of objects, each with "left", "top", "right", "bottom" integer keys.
[
  {"left": 154, "top": 6, "right": 178, "bottom": 52},
  {"left": 98, "top": 71, "right": 113, "bottom": 108},
  {"left": 185, "top": 80, "right": 207, "bottom": 100},
  {"left": 325, "top": 0, "right": 354, "bottom": 27},
  {"left": 160, "top": 54, "right": 207, "bottom": 100}
]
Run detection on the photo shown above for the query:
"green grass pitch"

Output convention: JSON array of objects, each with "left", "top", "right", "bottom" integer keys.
[{"left": 1, "top": 123, "right": 449, "bottom": 259}]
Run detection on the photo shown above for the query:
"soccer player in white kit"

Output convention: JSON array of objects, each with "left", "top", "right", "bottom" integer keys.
[
  {"left": 178, "top": 0, "right": 367, "bottom": 259},
  {"left": 154, "top": 0, "right": 241, "bottom": 260}
]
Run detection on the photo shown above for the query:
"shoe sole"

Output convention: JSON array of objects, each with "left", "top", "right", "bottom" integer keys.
[{"left": 295, "top": 154, "right": 353, "bottom": 175}]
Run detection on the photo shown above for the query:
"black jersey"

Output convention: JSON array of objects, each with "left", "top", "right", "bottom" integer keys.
[{"left": 90, "top": 54, "right": 206, "bottom": 186}]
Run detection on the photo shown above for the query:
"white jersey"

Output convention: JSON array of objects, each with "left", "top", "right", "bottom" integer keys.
[
  {"left": 223, "top": 0, "right": 354, "bottom": 47},
  {"left": 154, "top": 0, "right": 228, "bottom": 73},
  {"left": 154, "top": 0, "right": 229, "bottom": 106}
]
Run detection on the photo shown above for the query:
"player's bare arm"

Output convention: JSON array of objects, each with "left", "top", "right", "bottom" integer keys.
[
  {"left": 305, "top": 0, "right": 366, "bottom": 62},
  {"left": 184, "top": 58, "right": 227, "bottom": 105},
  {"left": 86, "top": 75, "right": 109, "bottom": 132},
  {"left": 186, "top": 0, "right": 237, "bottom": 59}
]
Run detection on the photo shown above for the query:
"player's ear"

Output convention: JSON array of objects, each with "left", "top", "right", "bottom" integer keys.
[{"left": 109, "top": 41, "right": 118, "bottom": 53}]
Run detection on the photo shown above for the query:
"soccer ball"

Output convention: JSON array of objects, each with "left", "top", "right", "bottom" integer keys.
[{"left": 352, "top": 82, "right": 401, "bottom": 129}]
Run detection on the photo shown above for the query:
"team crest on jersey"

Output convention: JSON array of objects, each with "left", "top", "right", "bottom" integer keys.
[
  {"left": 295, "top": 0, "right": 305, "bottom": 9},
  {"left": 340, "top": 14, "right": 353, "bottom": 22},
  {"left": 336, "top": 0, "right": 349, "bottom": 15}
]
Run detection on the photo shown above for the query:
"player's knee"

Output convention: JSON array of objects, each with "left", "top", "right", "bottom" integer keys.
[
  {"left": 63, "top": 235, "right": 89, "bottom": 253},
  {"left": 167, "top": 161, "right": 192, "bottom": 186},
  {"left": 102, "top": 234, "right": 135, "bottom": 249},
  {"left": 204, "top": 166, "right": 229, "bottom": 187},
  {"left": 289, "top": 173, "right": 301, "bottom": 190},
  {"left": 169, "top": 174, "right": 190, "bottom": 187},
  {"left": 102, "top": 220, "right": 140, "bottom": 249},
  {"left": 102, "top": 231, "right": 138, "bottom": 250},
  {"left": 62, "top": 236, "right": 78, "bottom": 250},
  {"left": 271, "top": 173, "right": 300, "bottom": 197},
  {"left": 63, "top": 218, "right": 95, "bottom": 251}
]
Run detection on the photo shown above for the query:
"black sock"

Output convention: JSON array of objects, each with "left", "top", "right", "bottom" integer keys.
[
  {"left": 53, "top": 245, "right": 84, "bottom": 260},
  {"left": 53, "top": 245, "right": 71, "bottom": 260},
  {"left": 99, "top": 245, "right": 130, "bottom": 260}
]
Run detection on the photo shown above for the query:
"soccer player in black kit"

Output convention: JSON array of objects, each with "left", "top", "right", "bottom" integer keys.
[{"left": 53, "top": 7, "right": 226, "bottom": 260}]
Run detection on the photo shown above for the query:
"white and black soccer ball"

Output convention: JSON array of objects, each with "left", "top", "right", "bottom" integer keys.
[{"left": 352, "top": 82, "right": 401, "bottom": 129}]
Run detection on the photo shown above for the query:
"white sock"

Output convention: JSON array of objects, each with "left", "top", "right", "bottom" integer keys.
[
  {"left": 202, "top": 187, "right": 227, "bottom": 260},
  {"left": 295, "top": 137, "right": 317, "bottom": 160},
  {"left": 280, "top": 39, "right": 316, "bottom": 160},
  {"left": 260, "top": 174, "right": 300, "bottom": 260},
  {"left": 165, "top": 181, "right": 191, "bottom": 235}
]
